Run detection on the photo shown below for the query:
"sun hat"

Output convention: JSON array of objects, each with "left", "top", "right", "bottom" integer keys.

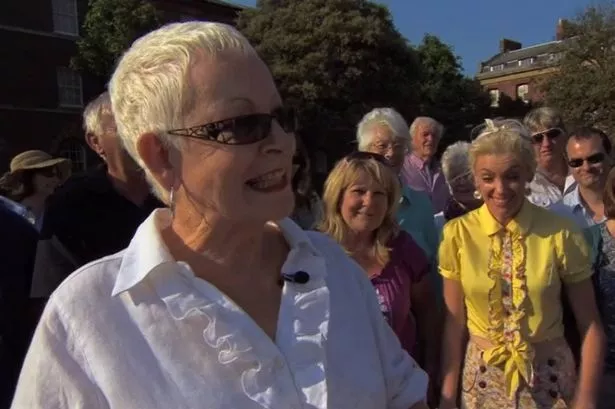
[{"left": 9, "top": 150, "right": 71, "bottom": 174}]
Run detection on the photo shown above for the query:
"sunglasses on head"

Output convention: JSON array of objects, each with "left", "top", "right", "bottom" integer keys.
[
  {"left": 344, "top": 151, "right": 390, "bottom": 166},
  {"left": 567, "top": 152, "right": 606, "bottom": 168},
  {"left": 530, "top": 128, "right": 563, "bottom": 145},
  {"left": 167, "top": 106, "right": 296, "bottom": 145}
]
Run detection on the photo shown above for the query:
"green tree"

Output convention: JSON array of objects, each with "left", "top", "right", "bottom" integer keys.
[
  {"left": 237, "top": 0, "right": 421, "bottom": 161},
  {"left": 416, "top": 34, "right": 490, "bottom": 146},
  {"left": 71, "top": 0, "right": 160, "bottom": 78},
  {"left": 542, "top": 3, "right": 615, "bottom": 133}
]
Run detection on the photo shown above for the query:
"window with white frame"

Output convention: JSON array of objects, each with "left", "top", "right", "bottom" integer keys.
[
  {"left": 489, "top": 89, "right": 500, "bottom": 108},
  {"left": 59, "top": 138, "right": 88, "bottom": 172},
  {"left": 516, "top": 84, "right": 530, "bottom": 103},
  {"left": 57, "top": 67, "right": 83, "bottom": 107},
  {"left": 52, "top": 0, "right": 79, "bottom": 35}
]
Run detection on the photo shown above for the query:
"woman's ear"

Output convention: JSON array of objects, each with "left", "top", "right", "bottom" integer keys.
[
  {"left": 136, "top": 133, "right": 174, "bottom": 190},
  {"left": 85, "top": 132, "right": 106, "bottom": 162}
]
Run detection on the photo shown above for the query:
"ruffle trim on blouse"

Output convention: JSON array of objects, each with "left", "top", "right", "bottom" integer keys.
[
  {"left": 482, "top": 229, "right": 534, "bottom": 398},
  {"left": 151, "top": 253, "right": 330, "bottom": 409}
]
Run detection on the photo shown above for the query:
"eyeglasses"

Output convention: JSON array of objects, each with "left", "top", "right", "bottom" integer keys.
[
  {"left": 344, "top": 151, "right": 390, "bottom": 166},
  {"left": 167, "top": 107, "right": 296, "bottom": 145},
  {"left": 369, "top": 141, "right": 407, "bottom": 155},
  {"left": 567, "top": 152, "right": 606, "bottom": 168},
  {"left": 530, "top": 128, "right": 563, "bottom": 145}
]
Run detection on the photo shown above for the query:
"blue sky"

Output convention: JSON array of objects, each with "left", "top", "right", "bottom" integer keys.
[{"left": 232, "top": 0, "right": 592, "bottom": 75}]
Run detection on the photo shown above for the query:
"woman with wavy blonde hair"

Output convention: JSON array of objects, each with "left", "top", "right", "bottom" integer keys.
[
  {"left": 438, "top": 119, "right": 605, "bottom": 409},
  {"left": 319, "top": 151, "right": 437, "bottom": 368}
]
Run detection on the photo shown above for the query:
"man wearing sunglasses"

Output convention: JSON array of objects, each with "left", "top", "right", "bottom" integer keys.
[
  {"left": 523, "top": 107, "right": 577, "bottom": 207},
  {"left": 550, "top": 127, "right": 612, "bottom": 227}
]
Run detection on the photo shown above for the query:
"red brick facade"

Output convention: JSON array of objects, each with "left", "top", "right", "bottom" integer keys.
[
  {"left": 476, "top": 19, "right": 568, "bottom": 107},
  {"left": 0, "top": 0, "right": 243, "bottom": 171}
]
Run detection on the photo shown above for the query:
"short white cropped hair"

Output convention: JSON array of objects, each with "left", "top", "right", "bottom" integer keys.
[
  {"left": 441, "top": 141, "right": 471, "bottom": 184},
  {"left": 409, "top": 116, "right": 444, "bottom": 139},
  {"left": 108, "top": 21, "right": 257, "bottom": 203},
  {"left": 356, "top": 108, "right": 409, "bottom": 151},
  {"left": 83, "top": 92, "right": 112, "bottom": 137}
]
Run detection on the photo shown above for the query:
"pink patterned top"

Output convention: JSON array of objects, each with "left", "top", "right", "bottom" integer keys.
[{"left": 371, "top": 230, "right": 429, "bottom": 357}]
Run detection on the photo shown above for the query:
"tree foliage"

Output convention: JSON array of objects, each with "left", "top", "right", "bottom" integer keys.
[
  {"left": 237, "top": 0, "right": 421, "bottom": 159},
  {"left": 71, "top": 0, "right": 160, "bottom": 78},
  {"left": 542, "top": 2, "right": 615, "bottom": 133},
  {"left": 415, "top": 34, "right": 491, "bottom": 146}
]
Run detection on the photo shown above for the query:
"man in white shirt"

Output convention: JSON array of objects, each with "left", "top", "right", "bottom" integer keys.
[
  {"left": 550, "top": 127, "right": 613, "bottom": 227},
  {"left": 523, "top": 107, "right": 576, "bottom": 207}
]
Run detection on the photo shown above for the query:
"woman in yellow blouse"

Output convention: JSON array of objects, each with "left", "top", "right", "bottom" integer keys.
[{"left": 438, "top": 119, "right": 605, "bottom": 409}]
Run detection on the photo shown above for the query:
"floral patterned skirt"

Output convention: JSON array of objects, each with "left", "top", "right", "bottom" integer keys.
[{"left": 461, "top": 339, "right": 576, "bottom": 409}]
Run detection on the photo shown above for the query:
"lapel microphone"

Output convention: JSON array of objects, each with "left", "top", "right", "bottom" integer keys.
[{"left": 277, "top": 271, "right": 310, "bottom": 287}]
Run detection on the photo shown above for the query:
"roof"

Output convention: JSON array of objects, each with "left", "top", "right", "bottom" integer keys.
[
  {"left": 482, "top": 40, "right": 563, "bottom": 66},
  {"left": 203, "top": 0, "right": 247, "bottom": 10}
]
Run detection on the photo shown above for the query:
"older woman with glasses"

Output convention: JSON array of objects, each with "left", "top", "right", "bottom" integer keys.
[
  {"left": 434, "top": 141, "right": 482, "bottom": 235},
  {"left": 523, "top": 107, "right": 576, "bottom": 208},
  {"left": 438, "top": 119, "right": 605, "bottom": 409},
  {"left": 318, "top": 152, "right": 438, "bottom": 400},
  {"left": 356, "top": 108, "right": 438, "bottom": 277},
  {"left": 12, "top": 22, "right": 428, "bottom": 409}
]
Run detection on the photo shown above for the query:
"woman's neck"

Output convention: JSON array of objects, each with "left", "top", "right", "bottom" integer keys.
[
  {"left": 343, "top": 230, "right": 374, "bottom": 253},
  {"left": 605, "top": 219, "right": 615, "bottom": 238},
  {"left": 20, "top": 194, "right": 46, "bottom": 219},
  {"left": 538, "top": 158, "right": 568, "bottom": 188},
  {"left": 162, "top": 209, "right": 288, "bottom": 282}
]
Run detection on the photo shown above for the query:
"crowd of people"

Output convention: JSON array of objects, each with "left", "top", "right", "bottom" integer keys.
[{"left": 0, "top": 20, "right": 613, "bottom": 409}]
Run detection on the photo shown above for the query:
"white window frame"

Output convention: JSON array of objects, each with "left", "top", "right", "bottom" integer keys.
[
  {"left": 57, "top": 67, "right": 83, "bottom": 108},
  {"left": 52, "top": 0, "right": 79, "bottom": 36},
  {"left": 59, "top": 139, "right": 88, "bottom": 172},
  {"left": 489, "top": 89, "right": 500, "bottom": 108},
  {"left": 516, "top": 84, "right": 530, "bottom": 103}
]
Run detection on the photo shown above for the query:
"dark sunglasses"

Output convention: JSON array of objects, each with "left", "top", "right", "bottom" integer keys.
[
  {"left": 531, "top": 128, "right": 563, "bottom": 145},
  {"left": 167, "top": 107, "right": 296, "bottom": 145},
  {"left": 567, "top": 152, "right": 606, "bottom": 168},
  {"left": 344, "top": 151, "right": 390, "bottom": 166}
]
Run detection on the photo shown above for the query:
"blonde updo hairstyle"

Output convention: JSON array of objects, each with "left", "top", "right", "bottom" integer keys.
[
  {"left": 469, "top": 119, "right": 537, "bottom": 184},
  {"left": 318, "top": 155, "right": 400, "bottom": 265}
]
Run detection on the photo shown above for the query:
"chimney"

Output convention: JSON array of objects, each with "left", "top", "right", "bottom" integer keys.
[
  {"left": 499, "top": 38, "right": 522, "bottom": 54},
  {"left": 556, "top": 18, "right": 567, "bottom": 41}
]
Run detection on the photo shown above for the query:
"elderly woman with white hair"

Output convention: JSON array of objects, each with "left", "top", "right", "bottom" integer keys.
[
  {"left": 11, "top": 22, "right": 428, "bottom": 409},
  {"left": 357, "top": 108, "right": 438, "bottom": 265},
  {"left": 434, "top": 141, "right": 482, "bottom": 234}
]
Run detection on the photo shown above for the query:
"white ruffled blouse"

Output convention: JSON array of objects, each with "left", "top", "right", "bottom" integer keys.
[{"left": 12, "top": 209, "right": 427, "bottom": 409}]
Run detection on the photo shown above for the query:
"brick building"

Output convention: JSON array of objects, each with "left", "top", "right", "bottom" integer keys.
[
  {"left": 0, "top": 0, "right": 245, "bottom": 172},
  {"left": 476, "top": 19, "right": 570, "bottom": 108}
]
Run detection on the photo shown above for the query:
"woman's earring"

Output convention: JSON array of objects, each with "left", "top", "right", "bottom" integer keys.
[
  {"left": 473, "top": 190, "right": 482, "bottom": 200},
  {"left": 169, "top": 185, "right": 176, "bottom": 217},
  {"left": 524, "top": 182, "right": 532, "bottom": 197}
]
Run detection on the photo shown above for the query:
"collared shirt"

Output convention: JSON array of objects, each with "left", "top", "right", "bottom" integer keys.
[
  {"left": 397, "top": 184, "right": 440, "bottom": 304},
  {"left": 397, "top": 184, "right": 438, "bottom": 262},
  {"left": 0, "top": 204, "right": 38, "bottom": 409},
  {"left": 527, "top": 171, "right": 576, "bottom": 208},
  {"left": 439, "top": 201, "right": 591, "bottom": 396},
  {"left": 13, "top": 209, "right": 428, "bottom": 409},
  {"left": 30, "top": 165, "right": 162, "bottom": 298},
  {"left": 0, "top": 195, "right": 41, "bottom": 230},
  {"left": 400, "top": 153, "right": 450, "bottom": 214},
  {"left": 549, "top": 185, "right": 606, "bottom": 228}
]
